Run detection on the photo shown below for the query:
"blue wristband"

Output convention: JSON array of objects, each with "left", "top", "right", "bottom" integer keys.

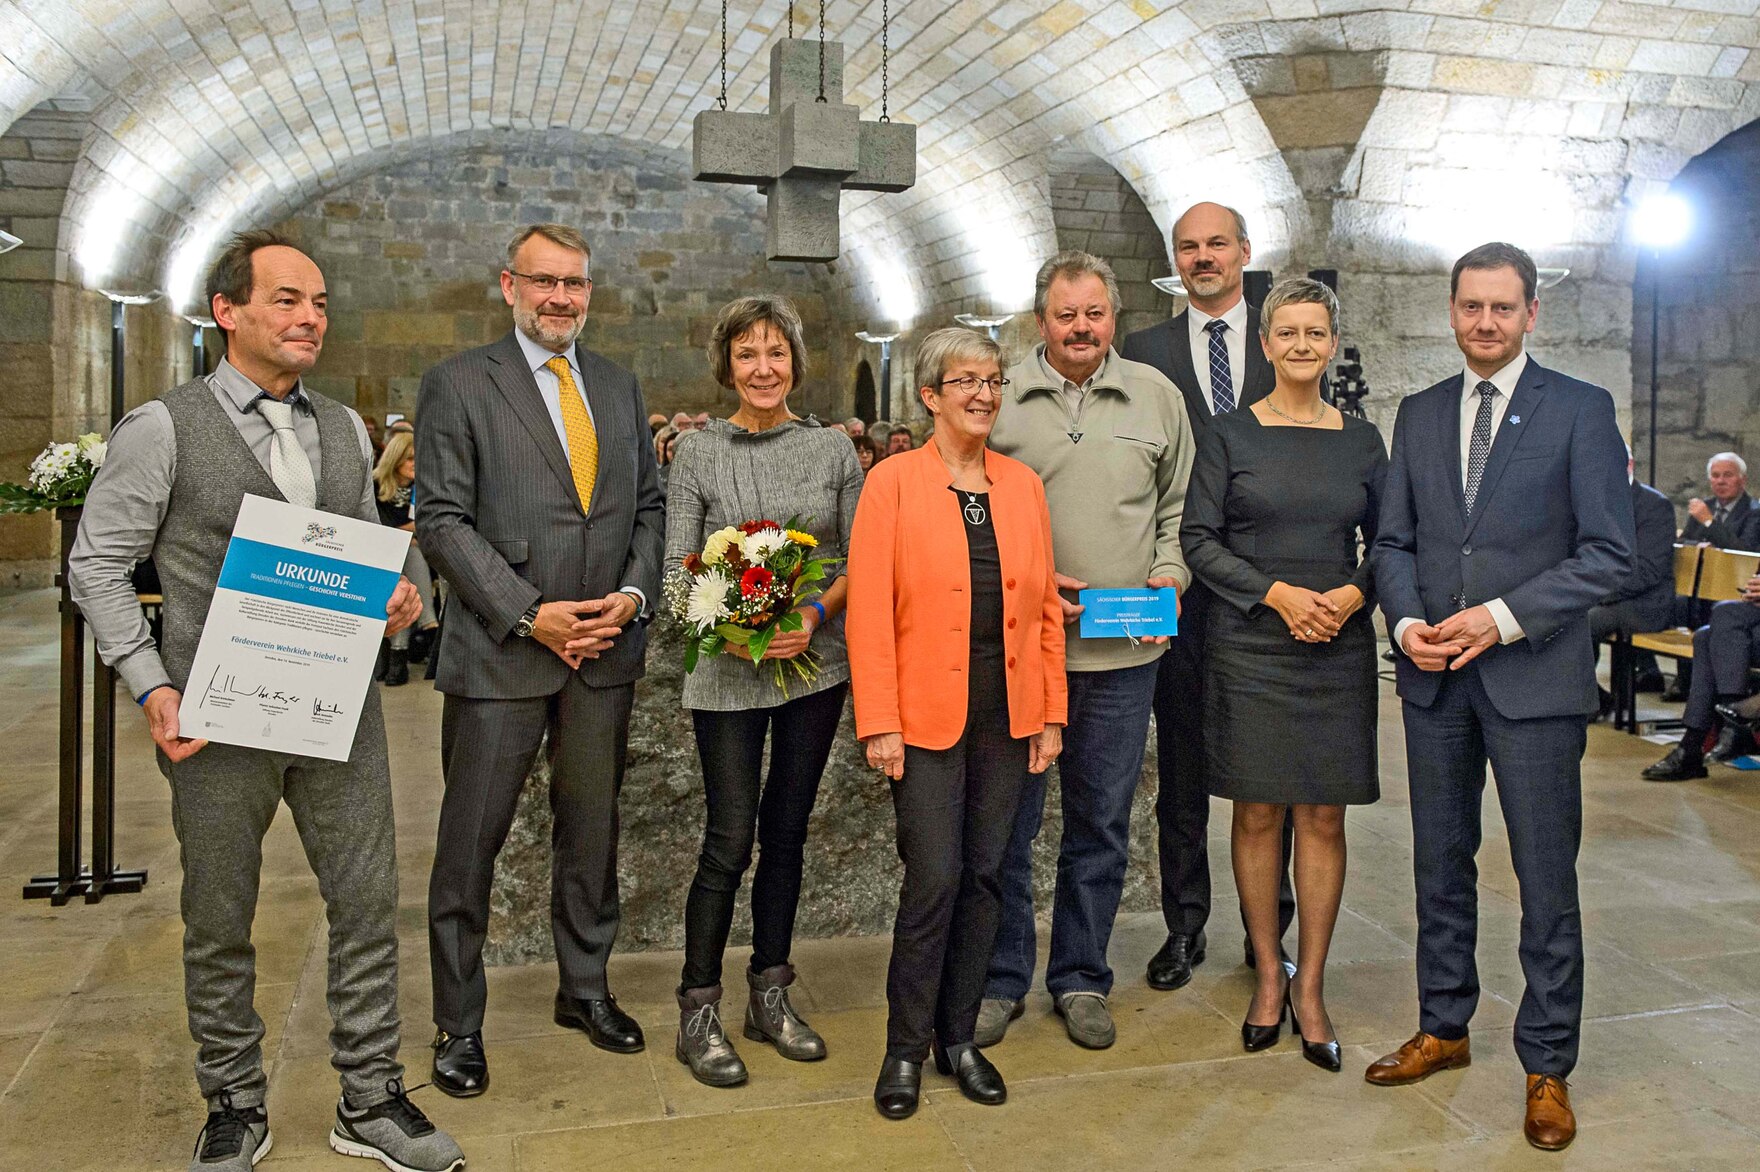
[
  {"left": 807, "top": 601, "right": 826, "bottom": 625},
  {"left": 137, "top": 684, "right": 168, "bottom": 706}
]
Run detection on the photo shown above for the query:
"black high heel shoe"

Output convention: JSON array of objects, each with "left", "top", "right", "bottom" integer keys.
[
  {"left": 1287, "top": 992, "right": 1342, "bottom": 1072},
  {"left": 873, "top": 1055, "right": 922, "bottom": 1120},
  {"left": 933, "top": 1039, "right": 1007, "bottom": 1105},
  {"left": 1240, "top": 986, "right": 1287, "bottom": 1052}
]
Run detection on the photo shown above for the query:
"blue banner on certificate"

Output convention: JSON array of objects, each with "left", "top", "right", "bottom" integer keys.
[
  {"left": 178, "top": 495, "right": 411, "bottom": 761},
  {"left": 1077, "top": 587, "right": 1179, "bottom": 639}
]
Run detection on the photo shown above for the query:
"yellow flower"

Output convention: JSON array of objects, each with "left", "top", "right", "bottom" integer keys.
[
  {"left": 702, "top": 527, "right": 742, "bottom": 566},
  {"left": 785, "top": 529, "right": 818, "bottom": 549}
]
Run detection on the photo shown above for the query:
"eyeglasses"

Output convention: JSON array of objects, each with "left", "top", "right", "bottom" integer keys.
[
  {"left": 938, "top": 376, "right": 1009, "bottom": 394},
  {"left": 508, "top": 270, "right": 593, "bottom": 296}
]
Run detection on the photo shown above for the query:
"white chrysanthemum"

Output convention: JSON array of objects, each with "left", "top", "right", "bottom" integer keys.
[
  {"left": 684, "top": 570, "right": 733, "bottom": 629},
  {"left": 77, "top": 434, "right": 107, "bottom": 467},
  {"left": 702, "top": 527, "right": 742, "bottom": 566},
  {"left": 741, "top": 528, "right": 787, "bottom": 564}
]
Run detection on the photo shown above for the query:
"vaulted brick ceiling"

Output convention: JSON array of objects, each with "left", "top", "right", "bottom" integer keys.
[{"left": 2, "top": 1, "right": 1758, "bottom": 323}]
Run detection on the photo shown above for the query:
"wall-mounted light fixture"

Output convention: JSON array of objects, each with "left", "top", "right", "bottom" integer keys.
[
  {"left": 953, "top": 313, "right": 1013, "bottom": 341},
  {"left": 0, "top": 228, "right": 22, "bottom": 254}
]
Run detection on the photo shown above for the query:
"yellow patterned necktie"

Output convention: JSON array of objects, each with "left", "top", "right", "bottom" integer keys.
[{"left": 546, "top": 355, "right": 599, "bottom": 514}]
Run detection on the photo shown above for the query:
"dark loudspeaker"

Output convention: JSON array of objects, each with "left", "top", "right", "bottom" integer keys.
[
  {"left": 1244, "top": 269, "right": 1273, "bottom": 308},
  {"left": 1307, "top": 268, "right": 1339, "bottom": 293}
]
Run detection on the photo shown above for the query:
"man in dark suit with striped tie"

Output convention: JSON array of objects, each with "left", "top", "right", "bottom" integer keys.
[
  {"left": 1120, "top": 202, "right": 1292, "bottom": 992},
  {"left": 1368, "top": 242, "right": 1632, "bottom": 1149},
  {"left": 416, "top": 223, "right": 665, "bottom": 1097}
]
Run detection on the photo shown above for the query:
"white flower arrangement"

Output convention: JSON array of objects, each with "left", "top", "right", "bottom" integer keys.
[{"left": 1, "top": 432, "right": 108, "bottom": 513}]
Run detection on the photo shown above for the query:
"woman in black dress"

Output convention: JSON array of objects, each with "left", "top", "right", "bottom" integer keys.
[{"left": 1180, "top": 277, "right": 1387, "bottom": 1073}]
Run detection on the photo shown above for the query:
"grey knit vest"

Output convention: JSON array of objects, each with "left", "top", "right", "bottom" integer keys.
[{"left": 156, "top": 378, "right": 365, "bottom": 690}]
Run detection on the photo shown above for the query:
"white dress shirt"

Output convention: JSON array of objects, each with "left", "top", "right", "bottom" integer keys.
[
  {"left": 1394, "top": 351, "right": 1528, "bottom": 652},
  {"left": 1185, "top": 297, "right": 1249, "bottom": 414}
]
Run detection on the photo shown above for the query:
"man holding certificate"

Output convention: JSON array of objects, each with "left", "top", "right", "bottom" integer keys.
[
  {"left": 980, "top": 250, "right": 1195, "bottom": 1051},
  {"left": 68, "top": 232, "right": 465, "bottom": 1172}
]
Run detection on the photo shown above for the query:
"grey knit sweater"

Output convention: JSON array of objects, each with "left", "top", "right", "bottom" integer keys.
[{"left": 662, "top": 416, "right": 864, "bottom": 710}]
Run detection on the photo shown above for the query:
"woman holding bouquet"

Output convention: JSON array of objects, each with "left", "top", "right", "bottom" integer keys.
[
  {"left": 662, "top": 295, "right": 864, "bottom": 1088},
  {"left": 847, "top": 328, "right": 1066, "bottom": 1120}
]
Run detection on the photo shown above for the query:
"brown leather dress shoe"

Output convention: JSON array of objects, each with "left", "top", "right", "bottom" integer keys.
[
  {"left": 1524, "top": 1074, "right": 1576, "bottom": 1150},
  {"left": 1364, "top": 1031, "right": 1471, "bottom": 1086}
]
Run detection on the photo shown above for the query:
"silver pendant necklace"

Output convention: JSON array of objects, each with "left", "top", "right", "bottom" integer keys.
[
  {"left": 1264, "top": 397, "right": 1327, "bottom": 425},
  {"left": 963, "top": 491, "right": 988, "bottom": 525}
]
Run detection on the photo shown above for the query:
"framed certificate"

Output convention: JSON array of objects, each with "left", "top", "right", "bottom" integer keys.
[
  {"left": 178, "top": 494, "right": 411, "bottom": 761},
  {"left": 1077, "top": 587, "right": 1180, "bottom": 640}
]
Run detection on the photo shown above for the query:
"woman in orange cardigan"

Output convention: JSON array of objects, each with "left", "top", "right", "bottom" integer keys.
[{"left": 847, "top": 327, "right": 1067, "bottom": 1120}]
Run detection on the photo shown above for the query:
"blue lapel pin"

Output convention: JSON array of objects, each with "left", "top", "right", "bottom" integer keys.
[{"left": 1509, "top": 415, "right": 1521, "bottom": 424}]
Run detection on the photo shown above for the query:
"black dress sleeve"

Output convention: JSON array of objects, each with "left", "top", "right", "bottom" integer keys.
[
  {"left": 1349, "top": 425, "right": 1390, "bottom": 603},
  {"left": 1180, "top": 417, "right": 1276, "bottom": 615}
]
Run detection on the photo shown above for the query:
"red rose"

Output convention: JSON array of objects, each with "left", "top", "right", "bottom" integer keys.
[
  {"left": 740, "top": 566, "right": 774, "bottom": 598},
  {"left": 739, "top": 519, "right": 782, "bottom": 535},
  {"left": 682, "top": 553, "right": 703, "bottom": 573}
]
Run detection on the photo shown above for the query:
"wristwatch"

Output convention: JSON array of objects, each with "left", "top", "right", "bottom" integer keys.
[{"left": 514, "top": 601, "right": 541, "bottom": 638}]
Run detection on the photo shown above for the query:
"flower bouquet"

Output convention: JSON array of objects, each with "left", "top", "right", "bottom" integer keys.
[
  {"left": 0, "top": 434, "right": 108, "bottom": 514},
  {"left": 665, "top": 517, "right": 839, "bottom": 690}
]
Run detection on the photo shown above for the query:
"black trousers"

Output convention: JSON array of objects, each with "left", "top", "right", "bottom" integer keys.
[
  {"left": 1154, "top": 584, "right": 1295, "bottom": 942},
  {"left": 885, "top": 684, "right": 1028, "bottom": 1060},
  {"left": 1682, "top": 600, "right": 1760, "bottom": 732},
  {"left": 428, "top": 677, "right": 633, "bottom": 1035},
  {"left": 679, "top": 682, "right": 849, "bottom": 992},
  {"left": 1403, "top": 665, "right": 1585, "bottom": 1077}
]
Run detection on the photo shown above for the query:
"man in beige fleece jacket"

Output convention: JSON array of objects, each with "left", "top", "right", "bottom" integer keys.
[{"left": 976, "top": 250, "right": 1195, "bottom": 1051}]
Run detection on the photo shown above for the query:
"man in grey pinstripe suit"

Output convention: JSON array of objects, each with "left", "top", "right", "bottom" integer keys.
[{"left": 415, "top": 223, "right": 665, "bottom": 1097}]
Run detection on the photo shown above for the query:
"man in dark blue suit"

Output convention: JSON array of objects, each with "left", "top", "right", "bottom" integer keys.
[
  {"left": 1368, "top": 243, "right": 1633, "bottom": 1152},
  {"left": 1119, "top": 202, "right": 1290, "bottom": 992}
]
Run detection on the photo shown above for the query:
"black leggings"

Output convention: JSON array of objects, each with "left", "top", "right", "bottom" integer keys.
[
  {"left": 679, "top": 682, "right": 848, "bottom": 992},
  {"left": 884, "top": 689, "right": 1028, "bottom": 1059}
]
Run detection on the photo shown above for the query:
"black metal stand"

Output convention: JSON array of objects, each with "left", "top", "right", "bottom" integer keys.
[{"left": 23, "top": 506, "right": 148, "bottom": 905}]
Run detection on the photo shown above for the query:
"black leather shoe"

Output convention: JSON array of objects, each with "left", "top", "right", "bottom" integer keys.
[
  {"left": 873, "top": 1056, "right": 922, "bottom": 1119},
  {"left": 933, "top": 1040, "right": 1006, "bottom": 1105},
  {"left": 1241, "top": 980, "right": 1288, "bottom": 1052},
  {"left": 431, "top": 1030, "right": 488, "bottom": 1098},
  {"left": 1707, "top": 724, "right": 1750, "bottom": 764},
  {"left": 1146, "top": 930, "right": 1206, "bottom": 990},
  {"left": 1244, "top": 939, "right": 1296, "bottom": 979},
  {"left": 1287, "top": 996, "right": 1342, "bottom": 1073},
  {"left": 1715, "top": 700, "right": 1760, "bottom": 734},
  {"left": 1633, "top": 667, "right": 1665, "bottom": 693},
  {"left": 1660, "top": 674, "right": 1690, "bottom": 703},
  {"left": 554, "top": 992, "right": 645, "bottom": 1053},
  {"left": 1642, "top": 745, "right": 1708, "bottom": 782}
]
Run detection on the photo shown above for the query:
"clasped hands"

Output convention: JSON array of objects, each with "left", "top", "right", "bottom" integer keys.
[
  {"left": 1401, "top": 604, "right": 1500, "bottom": 671},
  {"left": 530, "top": 593, "right": 639, "bottom": 670},
  {"left": 145, "top": 573, "right": 426, "bottom": 763},
  {"left": 1264, "top": 582, "right": 1364, "bottom": 644}
]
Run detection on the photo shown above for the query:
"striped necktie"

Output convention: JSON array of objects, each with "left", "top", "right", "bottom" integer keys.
[
  {"left": 1205, "top": 318, "right": 1234, "bottom": 415},
  {"left": 1464, "top": 381, "right": 1498, "bottom": 513},
  {"left": 546, "top": 355, "right": 599, "bottom": 515}
]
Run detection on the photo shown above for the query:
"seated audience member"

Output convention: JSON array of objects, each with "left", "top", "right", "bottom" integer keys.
[
  {"left": 887, "top": 428, "right": 915, "bottom": 457},
  {"left": 1589, "top": 449, "right": 1676, "bottom": 719},
  {"left": 829, "top": 422, "right": 849, "bottom": 435},
  {"left": 374, "top": 430, "right": 441, "bottom": 686},
  {"left": 868, "top": 421, "right": 895, "bottom": 459},
  {"left": 654, "top": 425, "right": 682, "bottom": 495},
  {"left": 672, "top": 410, "right": 695, "bottom": 432},
  {"left": 1661, "top": 452, "right": 1760, "bottom": 701},
  {"left": 1642, "top": 574, "right": 1760, "bottom": 780},
  {"left": 845, "top": 418, "right": 866, "bottom": 438},
  {"left": 851, "top": 434, "right": 880, "bottom": 474},
  {"left": 650, "top": 412, "right": 668, "bottom": 435},
  {"left": 693, "top": 411, "right": 712, "bottom": 431}
]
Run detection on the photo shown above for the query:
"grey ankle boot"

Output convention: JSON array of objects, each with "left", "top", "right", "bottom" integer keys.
[
  {"left": 676, "top": 986, "right": 748, "bottom": 1087},
  {"left": 744, "top": 963, "right": 827, "bottom": 1061}
]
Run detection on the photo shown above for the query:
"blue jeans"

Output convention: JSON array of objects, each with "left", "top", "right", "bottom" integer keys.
[{"left": 985, "top": 659, "right": 1160, "bottom": 1000}]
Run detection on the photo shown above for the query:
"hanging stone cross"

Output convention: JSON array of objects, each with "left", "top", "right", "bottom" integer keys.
[{"left": 692, "top": 39, "right": 916, "bottom": 262}]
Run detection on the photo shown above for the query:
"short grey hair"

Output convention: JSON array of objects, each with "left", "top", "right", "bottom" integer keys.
[
  {"left": 1258, "top": 276, "right": 1340, "bottom": 339},
  {"left": 707, "top": 295, "right": 810, "bottom": 392},
  {"left": 1033, "top": 250, "right": 1122, "bottom": 320},
  {"left": 506, "top": 223, "right": 591, "bottom": 271},
  {"left": 1708, "top": 451, "right": 1747, "bottom": 477},
  {"left": 915, "top": 327, "right": 1006, "bottom": 393}
]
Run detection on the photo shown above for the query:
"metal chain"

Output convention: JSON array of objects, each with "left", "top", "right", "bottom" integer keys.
[
  {"left": 788, "top": 2, "right": 794, "bottom": 39},
  {"left": 717, "top": 0, "right": 728, "bottom": 109},
  {"left": 880, "top": 0, "right": 890, "bottom": 122},
  {"left": 816, "top": 0, "right": 827, "bottom": 103}
]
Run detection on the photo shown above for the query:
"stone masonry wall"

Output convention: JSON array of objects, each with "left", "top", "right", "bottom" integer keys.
[{"left": 275, "top": 131, "right": 864, "bottom": 426}]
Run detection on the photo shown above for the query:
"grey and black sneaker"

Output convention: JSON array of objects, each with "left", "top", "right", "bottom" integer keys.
[
  {"left": 190, "top": 1091, "right": 272, "bottom": 1170},
  {"left": 329, "top": 1078, "right": 465, "bottom": 1172}
]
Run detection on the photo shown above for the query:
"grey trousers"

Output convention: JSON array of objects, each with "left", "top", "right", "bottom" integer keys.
[
  {"left": 428, "top": 677, "right": 634, "bottom": 1035},
  {"left": 389, "top": 543, "right": 438, "bottom": 651},
  {"left": 163, "top": 688, "right": 401, "bottom": 1109}
]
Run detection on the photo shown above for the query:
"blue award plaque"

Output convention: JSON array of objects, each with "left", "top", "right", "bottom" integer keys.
[{"left": 1077, "top": 587, "right": 1180, "bottom": 639}]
